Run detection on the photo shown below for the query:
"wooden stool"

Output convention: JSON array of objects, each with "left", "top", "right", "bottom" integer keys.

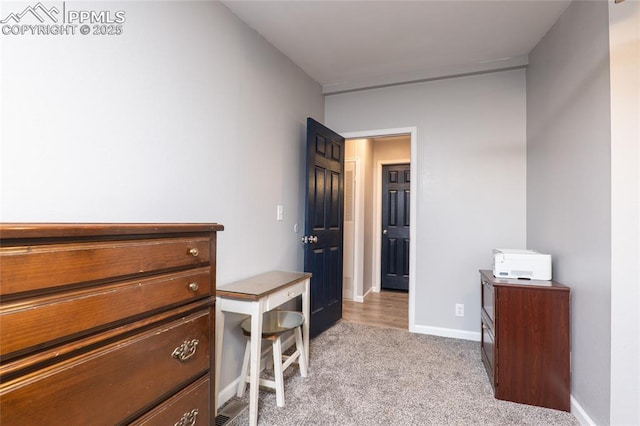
[{"left": 237, "top": 310, "right": 308, "bottom": 407}]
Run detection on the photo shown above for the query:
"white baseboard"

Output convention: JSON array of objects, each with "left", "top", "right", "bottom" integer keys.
[
  {"left": 218, "top": 376, "right": 243, "bottom": 407},
  {"left": 570, "top": 395, "right": 596, "bottom": 426},
  {"left": 352, "top": 287, "right": 372, "bottom": 303},
  {"left": 217, "top": 334, "right": 296, "bottom": 408},
  {"left": 412, "top": 324, "right": 481, "bottom": 341}
]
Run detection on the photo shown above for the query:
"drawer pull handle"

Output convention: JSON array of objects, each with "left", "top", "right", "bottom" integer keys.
[
  {"left": 188, "top": 282, "right": 199, "bottom": 292},
  {"left": 189, "top": 248, "right": 200, "bottom": 257},
  {"left": 174, "top": 408, "right": 199, "bottom": 426},
  {"left": 171, "top": 339, "right": 199, "bottom": 362}
]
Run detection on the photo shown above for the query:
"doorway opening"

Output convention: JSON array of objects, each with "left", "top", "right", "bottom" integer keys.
[{"left": 340, "top": 127, "right": 417, "bottom": 331}]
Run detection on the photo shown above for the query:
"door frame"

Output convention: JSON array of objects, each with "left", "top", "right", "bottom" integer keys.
[
  {"left": 342, "top": 158, "right": 363, "bottom": 302},
  {"left": 340, "top": 127, "right": 417, "bottom": 333}
]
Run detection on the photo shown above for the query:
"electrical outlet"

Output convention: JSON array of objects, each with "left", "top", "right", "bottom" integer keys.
[{"left": 455, "top": 304, "right": 464, "bottom": 317}]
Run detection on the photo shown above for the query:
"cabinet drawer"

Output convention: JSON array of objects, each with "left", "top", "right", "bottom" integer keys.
[
  {"left": 0, "top": 237, "right": 211, "bottom": 296},
  {"left": 0, "top": 310, "right": 211, "bottom": 425},
  {"left": 264, "top": 280, "right": 305, "bottom": 311},
  {"left": 481, "top": 279, "right": 495, "bottom": 324},
  {"left": 131, "top": 375, "right": 210, "bottom": 425},
  {"left": 1, "top": 268, "right": 211, "bottom": 358},
  {"left": 481, "top": 320, "right": 495, "bottom": 387}
]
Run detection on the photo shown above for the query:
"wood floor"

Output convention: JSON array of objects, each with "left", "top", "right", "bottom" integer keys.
[{"left": 342, "top": 290, "right": 408, "bottom": 330}]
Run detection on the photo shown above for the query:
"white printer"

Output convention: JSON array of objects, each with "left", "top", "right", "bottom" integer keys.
[{"left": 493, "top": 249, "right": 552, "bottom": 280}]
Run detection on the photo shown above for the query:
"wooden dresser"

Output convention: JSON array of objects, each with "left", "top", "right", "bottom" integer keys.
[
  {"left": 480, "top": 269, "right": 570, "bottom": 412},
  {"left": 0, "top": 223, "right": 223, "bottom": 425}
]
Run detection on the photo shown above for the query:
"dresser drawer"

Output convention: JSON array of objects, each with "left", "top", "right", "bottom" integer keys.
[
  {"left": 1, "top": 268, "right": 211, "bottom": 358},
  {"left": 0, "top": 309, "right": 211, "bottom": 425},
  {"left": 0, "top": 236, "right": 211, "bottom": 296},
  {"left": 131, "top": 375, "right": 210, "bottom": 425}
]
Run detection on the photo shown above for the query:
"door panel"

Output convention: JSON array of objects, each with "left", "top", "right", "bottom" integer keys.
[
  {"left": 330, "top": 172, "right": 339, "bottom": 226},
  {"left": 304, "top": 118, "right": 344, "bottom": 338},
  {"left": 404, "top": 190, "right": 410, "bottom": 226},
  {"left": 381, "top": 163, "right": 410, "bottom": 291},
  {"left": 310, "top": 248, "right": 325, "bottom": 314},
  {"left": 313, "top": 167, "right": 326, "bottom": 228}
]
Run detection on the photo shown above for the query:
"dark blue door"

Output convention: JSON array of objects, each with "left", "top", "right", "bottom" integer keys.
[
  {"left": 381, "top": 163, "right": 410, "bottom": 291},
  {"left": 304, "top": 118, "right": 344, "bottom": 338}
]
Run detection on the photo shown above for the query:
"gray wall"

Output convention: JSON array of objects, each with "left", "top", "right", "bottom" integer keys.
[
  {"left": 1, "top": 1, "right": 323, "bottom": 402},
  {"left": 326, "top": 69, "right": 527, "bottom": 337},
  {"left": 526, "top": 2, "right": 612, "bottom": 424}
]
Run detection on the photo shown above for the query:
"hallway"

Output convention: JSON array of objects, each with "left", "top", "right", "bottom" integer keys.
[{"left": 342, "top": 291, "right": 408, "bottom": 330}]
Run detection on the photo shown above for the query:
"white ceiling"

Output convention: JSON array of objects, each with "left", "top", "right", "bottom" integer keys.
[{"left": 221, "top": 0, "right": 571, "bottom": 94}]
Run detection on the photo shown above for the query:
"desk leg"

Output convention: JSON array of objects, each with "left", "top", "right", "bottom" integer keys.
[
  {"left": 214, "top": 298, "right": 225, "bottom": 416},
  {"left": 248, "top": 301, "right": 264, "bottom": 426},
  {"left": 302, "top": 278, "right": 310, "bottom": 367}
]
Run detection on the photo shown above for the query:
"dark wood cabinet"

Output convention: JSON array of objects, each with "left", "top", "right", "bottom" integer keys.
[
  {"left": 0, "top": 223, "right": 223, "bottom": 425},
  {"left": 480, "top": 269, "right": 571, "bottom": 412}
]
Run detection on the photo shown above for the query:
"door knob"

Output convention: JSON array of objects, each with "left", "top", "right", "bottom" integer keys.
[
  {"left": 309, "top": 236, "right": 318, "bottom": 243},
  {"left": 383, "top": 229, "right": 388, "bottom": 235}
]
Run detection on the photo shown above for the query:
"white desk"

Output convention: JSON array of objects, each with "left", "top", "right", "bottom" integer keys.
[{"left": 215, "top": 271, "right": 311, "bottom": 426}]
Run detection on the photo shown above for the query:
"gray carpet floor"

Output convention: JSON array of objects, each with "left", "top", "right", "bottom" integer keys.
[{"left": 230, "top": 320, "right": 579, "bottom": 425}]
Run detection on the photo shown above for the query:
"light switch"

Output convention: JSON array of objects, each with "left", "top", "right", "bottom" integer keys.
[{"left": 276, "top": 205, "right": 284, "bottom": 221}]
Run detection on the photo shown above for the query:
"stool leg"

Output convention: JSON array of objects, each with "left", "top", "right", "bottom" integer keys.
[
  {"left": 237, "top": 339, "right": 251, "bottom": 398},
  {"left": 272, "top": 337, "right": 285, "bottom": 407},
  {"left": 294, "top": 326, "right": 308, "bottom": 377}
]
